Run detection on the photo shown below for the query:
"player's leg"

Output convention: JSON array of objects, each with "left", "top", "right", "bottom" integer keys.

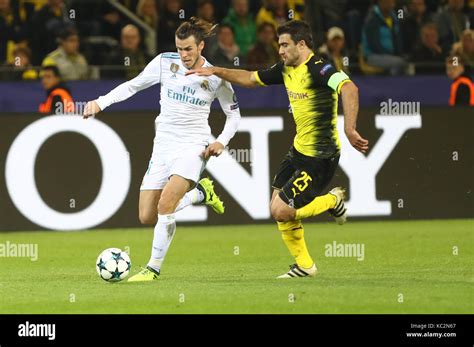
[
  {"left": 137, "top": 156, "right": 168, "bottom": 225},
  {"left": 146, "top": 147, "right": 207, "bottom": 274},
  {"left": 129, "top": 145, "right": 208, "bottom": 282},
  {"left": 271, "top": 151, "right": 344, "bottom": 278},
  {"left": 148, "top": 174, "right": 191, "bottom": 271},
  {"left": 292, "top": 156, "right": 347, "bottom": 224},
  {"left": 174, "top": 177, "right": 225, "bottom": 214},
  {"left": 298, "top": 186, "right": 347, "bottom": 224},
  {"left": 173, "top": 145, "right": 225, "bottom": 215},
  {"left": 270, "top": 150, "right": 317, "bottom": 278},
  {"left": 271, "top": 189, "right": 317, "bottom": 278},
  {"left": 138, "top": 190, "right": 161, "bottom": 225},
  {"left": 129, "top": 175, "right": 191, "bottom": 282},
  {"left": 272, "top": 155, "right": 346, "bottom": 224}
]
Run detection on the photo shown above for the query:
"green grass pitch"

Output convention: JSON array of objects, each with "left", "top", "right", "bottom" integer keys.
[{"left": 0, "top": 219, "right": 472, "bottom": 314}]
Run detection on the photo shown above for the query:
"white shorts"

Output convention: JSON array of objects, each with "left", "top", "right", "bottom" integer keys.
[{"left": 140, "top": 144, "right": 207, "bottom": 191}]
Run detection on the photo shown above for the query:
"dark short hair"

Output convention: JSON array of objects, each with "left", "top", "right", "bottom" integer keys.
[
  {"left": 58, "top": 26, "right": 78, "bottom": 41},
  {"left": 175, "top": 16, "right": 216, "bottom": 43},
  {"left": 277, "top": 20, "right": 314, "bottom": 49},
  {"left": 42, "top": 65, "right": 61, "bottom": 77}
]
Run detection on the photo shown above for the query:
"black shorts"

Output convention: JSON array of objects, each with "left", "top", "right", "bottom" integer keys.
[{"left": 272, "top": 146, "right": 340, "bottom": 209}]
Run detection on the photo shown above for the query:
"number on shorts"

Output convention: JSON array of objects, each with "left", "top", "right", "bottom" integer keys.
[{"left": 291, "top": 171, "right": 312, "bottom": 197}]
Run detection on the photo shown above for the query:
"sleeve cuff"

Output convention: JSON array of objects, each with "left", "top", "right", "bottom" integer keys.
[
  {"left": 253, "top": 71, "right": 266, "bottom": 86},
  {"left": 215, "top": 135, "right": 229, "bottom": 147},
  {"left": 95, "top": 96, "right": 108, "bottom": 111}
]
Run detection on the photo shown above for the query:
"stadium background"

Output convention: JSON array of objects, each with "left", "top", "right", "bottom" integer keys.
[{"left": 0, "top": 0, "right": 472, "bottom": 230}]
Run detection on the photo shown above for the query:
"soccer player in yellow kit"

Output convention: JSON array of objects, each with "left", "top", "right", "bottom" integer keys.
[{"left": 188, "top": 20, "right": 369, "bottom": 278}]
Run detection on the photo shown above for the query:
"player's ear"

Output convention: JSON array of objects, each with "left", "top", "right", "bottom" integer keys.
[{"left": 198, "top": 40, "right": 205, "bottom": 52}]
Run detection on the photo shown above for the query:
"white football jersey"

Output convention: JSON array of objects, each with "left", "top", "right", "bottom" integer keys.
[{"left": 96, "top": 52, "right": 241, "bottom": 147}]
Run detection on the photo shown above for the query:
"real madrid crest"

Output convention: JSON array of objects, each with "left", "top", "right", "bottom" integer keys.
[
  {"left": 170, "top": 63, "right": 179, "bottom": 73},
  {"left": 200, "top": 80, "right": 210, "bottom": 91}
]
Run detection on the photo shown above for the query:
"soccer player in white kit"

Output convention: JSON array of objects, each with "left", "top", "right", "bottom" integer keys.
[{"left": 83, "top": 18, "right": 241, "bottom": 282}]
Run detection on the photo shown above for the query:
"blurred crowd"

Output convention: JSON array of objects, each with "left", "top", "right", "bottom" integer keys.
[{"left": 0, "top": 0, "right": 473, "bottom": 82}]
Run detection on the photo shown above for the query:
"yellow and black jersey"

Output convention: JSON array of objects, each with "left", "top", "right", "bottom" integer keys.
[{"left": 254, "top": 53, "right": 350, "bottom": 158}]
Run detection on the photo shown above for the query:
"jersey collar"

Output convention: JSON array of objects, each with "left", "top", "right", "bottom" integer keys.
[{"left": 292, "top": 52, "right": 315, "bottom": 70}]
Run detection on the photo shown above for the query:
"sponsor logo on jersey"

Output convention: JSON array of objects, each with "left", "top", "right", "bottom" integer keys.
[
  {"left": 286, "top": 89, "right": 308, "bottom": 100},
  {"left": 167, "top": 89, "right": 207, "bottom": 106}
]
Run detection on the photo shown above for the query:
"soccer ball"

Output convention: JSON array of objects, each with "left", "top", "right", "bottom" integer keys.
[{"left": 96, "top": 248, "right": 131, "bottom": 282}]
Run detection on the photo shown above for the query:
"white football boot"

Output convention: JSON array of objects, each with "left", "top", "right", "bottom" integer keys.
[
  {"left": 277, "top": 263, "right": 318, "bottom": 279},
  {"left": 328, "top": 187, "right": 347, "bottom": 225}
]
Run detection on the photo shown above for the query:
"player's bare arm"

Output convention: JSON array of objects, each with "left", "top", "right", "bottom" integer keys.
[
  {"left": 186, "top": 66, "right": 260, "bottom": 88},
  {"left": 340, "top": 81, "right": 369, "bottom": 153}
]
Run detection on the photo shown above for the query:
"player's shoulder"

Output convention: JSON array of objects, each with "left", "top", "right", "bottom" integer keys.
[
  {"left": 158, "top": 52, "right": 181, "bottom": 66},
  {"left": 306, "top": 55, "right": 329, "bottom": 69},
  {"left": 268, "top": 60, "right": 284, "bottom": 72},
  {"left": 161, "top": 52, "right": 180, "bottom": 60},
  {"left": 202, "top": 56, "right": 215, "bottom": 69},
  {"left": 306, "top": 55, "right": 336, "bottom": 77},
  {"left": 202, "top": 57, "right": 225, "bottom": 84}
]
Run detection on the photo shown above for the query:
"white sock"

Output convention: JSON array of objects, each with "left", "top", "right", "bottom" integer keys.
[
  {"left": 147, "top": 213, "right": 176, "bottom": 272},
  {"left": 174, "top": 187, "right": 205, "bottom": 212}
]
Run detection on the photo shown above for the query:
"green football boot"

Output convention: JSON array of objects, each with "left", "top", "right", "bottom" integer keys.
[
  {"left": 197, "top": 177, "right": 225, "bottom": 214},
  {"left": 127, "top": 266, "right": 160, "bottom": 282}
]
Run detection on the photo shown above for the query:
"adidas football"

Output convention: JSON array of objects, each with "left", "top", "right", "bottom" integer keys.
[{"left": 96, "top": 248, "right": 131, "bottom": 282}]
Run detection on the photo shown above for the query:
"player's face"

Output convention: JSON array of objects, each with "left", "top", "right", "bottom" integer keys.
[
  {"left": 278, "top": 33, "right": 301, "bottom": 66},
  {"left": 176, "top": 35, "right": 204, "bottom": 69}
]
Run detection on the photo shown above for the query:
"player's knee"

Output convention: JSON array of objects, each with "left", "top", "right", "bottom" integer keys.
[
  {"left": 157, "top": 195, "right": 178, "bottom": 214},
  {"left": 271, "top": 204, "right": 291, "bottom": 222},
  {"left": 138, "top": 211, "right": 156, "bottom": 225}
]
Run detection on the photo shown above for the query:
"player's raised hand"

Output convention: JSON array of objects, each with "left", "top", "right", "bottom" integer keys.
[
  {"left": 201, "top": 141, "right": 225, "bottom": 160},
  {"left": 83, "top": 100, "right": 101, "bottom": 119},
  {"left": 345, "top": 129, "right": 369, "bottom": 153},
  {"left": 185, "top": 67, "right": 215, "bottom": 77}
]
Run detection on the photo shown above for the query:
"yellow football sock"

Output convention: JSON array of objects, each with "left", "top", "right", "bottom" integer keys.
[
  {"left": 295, "top": 193, "right": 337, "bottom": 220},
  {"left": 277, "top": 220, "right": 314, "bottom": 269}
]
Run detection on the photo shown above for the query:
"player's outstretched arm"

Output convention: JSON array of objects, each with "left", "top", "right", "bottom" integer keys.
[
  {"left": 340, "top": 81, "right": 369, "bottom": 153},
  {"left": 186, "top": 67, "right": 260, "bottom": 88},
  {"left": 83, "top": 54, "right": 163, "bottom": 119}
]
